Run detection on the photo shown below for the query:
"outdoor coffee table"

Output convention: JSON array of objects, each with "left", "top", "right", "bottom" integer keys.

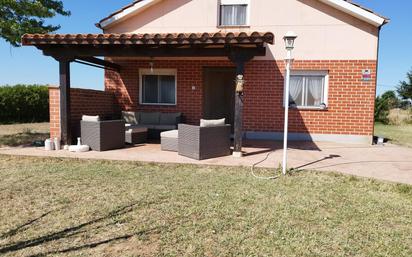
[{"left": 125, "top": 127, "right": 148, "bottom": 144}]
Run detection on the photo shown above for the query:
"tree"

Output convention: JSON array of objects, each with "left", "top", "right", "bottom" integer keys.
[
  {"left": 375, "top": 90, "right": 399, "bottom": 123},
  {"left": 397, "top": 68, "right": 412, "bottom": 100},
  {"left": 0, "top": 0, "right": 70, "bottom": 46}
]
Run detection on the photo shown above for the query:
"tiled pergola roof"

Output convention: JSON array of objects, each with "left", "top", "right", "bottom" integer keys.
[{"left": 22, "top": 32, "right": 274, "bottom": 46}]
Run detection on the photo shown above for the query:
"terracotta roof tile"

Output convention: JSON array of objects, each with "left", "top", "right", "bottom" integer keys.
[{"left": 22, "top": 32, "right": 274, "bottom": 46}]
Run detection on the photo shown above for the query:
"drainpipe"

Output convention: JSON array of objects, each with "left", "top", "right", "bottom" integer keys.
[{"left": 372, "top": 26, "right": 382, "bottom": 144}]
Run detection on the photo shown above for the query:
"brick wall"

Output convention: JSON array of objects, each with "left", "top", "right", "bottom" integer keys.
[
  {"left": 105, "top": 59, "right": 236, "bottom": 125},
  {"left": 48, "top": 87, "right": 118, "bottom": 140},
  {"left": 49, "top": 87, "right": 60, "bottom": 139},
  {"left": 105, "top": 59, "right": 376, "bottom": 136}
]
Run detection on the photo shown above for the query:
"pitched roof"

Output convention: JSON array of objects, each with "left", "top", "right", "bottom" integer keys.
[
  {"left": 96, "top": 0, "right": 388, "bottom": 30},
  {"left": 22, "top": 32, "right": 274, "bottom": 46}
]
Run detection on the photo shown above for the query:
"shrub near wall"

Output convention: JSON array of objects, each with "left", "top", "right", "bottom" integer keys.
[{"left": 0, "top": 85, "right": 49, "bottom": 124}]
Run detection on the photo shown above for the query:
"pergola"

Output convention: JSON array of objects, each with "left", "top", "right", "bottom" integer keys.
[{"left": 22, "top": 31, "right": 274, "bottom": 155}]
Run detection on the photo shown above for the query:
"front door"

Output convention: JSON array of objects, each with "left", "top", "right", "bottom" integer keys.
[{"left": 203, "top": 67, "right": 236, "bottom": 130}]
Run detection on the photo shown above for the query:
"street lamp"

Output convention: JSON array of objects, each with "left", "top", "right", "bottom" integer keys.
[{"left": 282, "top": 31, "right": 297, "bottom": 175}]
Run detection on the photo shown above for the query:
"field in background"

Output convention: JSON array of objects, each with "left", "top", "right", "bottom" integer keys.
[
  {"left": 0, "top": 122, "right": 49, "bottom": 136},
  {"left": 375, "top": 123, "right": 412, "bottom": 147},
  {"left": 387, "top": 108, "right": 412, "bottom": 125},
  {"left": 0, "top": 122, "right": 49, "bottom": 146}
]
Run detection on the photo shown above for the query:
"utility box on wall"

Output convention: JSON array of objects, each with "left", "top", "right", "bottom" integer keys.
[{"left": 361, "top": 69, "right": 372, "bottom": 81}]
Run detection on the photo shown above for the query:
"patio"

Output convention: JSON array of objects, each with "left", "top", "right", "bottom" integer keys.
[{"left": 1, "top": 140, "right": 412, "bottom": 184}]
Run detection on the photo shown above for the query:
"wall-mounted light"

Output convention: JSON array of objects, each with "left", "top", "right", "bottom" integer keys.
[
  {"left": 149, "top": 57, "right": 154, "bottom": 74},
  {"left": 235, "top": 74, "right": 245, "bottom": 94}
]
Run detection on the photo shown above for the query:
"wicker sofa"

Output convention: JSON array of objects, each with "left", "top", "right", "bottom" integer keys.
[
  {"left": 122, "top": 111, "right": 182, "bottom": 139},
  {"left": 178, "top": 123, "right": 231, "bottom": 160},
  {"left": 80, "top": 120, "right": 125, "bottom": 151}
]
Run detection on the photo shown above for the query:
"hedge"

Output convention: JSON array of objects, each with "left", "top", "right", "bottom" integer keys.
[{"left": 0, "top": 85, "right": 49, "bottom": 124}]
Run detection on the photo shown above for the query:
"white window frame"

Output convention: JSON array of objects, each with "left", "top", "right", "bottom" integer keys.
[
  {"left": 283, "top": 70, "right": 329, "bottom": 109},
  {"left": 219, "top": 0, "right": 250, "bottom": 27},
  {"left": 139, "top": 68, "right": 177, "bottom": 106}
]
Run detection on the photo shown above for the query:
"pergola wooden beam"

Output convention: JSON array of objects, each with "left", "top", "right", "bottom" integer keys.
[
  {"left": 37, "top": 45, "right": 267, "bottom": 58},
  {"left": 76, "top": 57, "right": 121, "bottom": 72}
]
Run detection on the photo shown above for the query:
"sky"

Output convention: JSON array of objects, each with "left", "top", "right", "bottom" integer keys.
[{"left": 0, "top": 0, "right": 410, "bottom": 95}]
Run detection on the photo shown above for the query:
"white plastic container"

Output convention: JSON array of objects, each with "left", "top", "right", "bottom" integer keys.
[
  {"left": 68, "top": 137, "right": 90, "bottom": 152},
  {"left": 54, "top": 138, "right": 61, "bottom": 150},
  {"left": 44, "top": 139, "right": 54, "bottom": 151}
]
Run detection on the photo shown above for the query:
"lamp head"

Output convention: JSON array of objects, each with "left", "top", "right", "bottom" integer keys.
[{"left": 284, "top": 31, "right": 298, "bottom": 51}]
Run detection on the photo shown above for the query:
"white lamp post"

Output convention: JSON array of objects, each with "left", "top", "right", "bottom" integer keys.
[{"left": 282, "top": 31, "right": 297, "bottom": 175}]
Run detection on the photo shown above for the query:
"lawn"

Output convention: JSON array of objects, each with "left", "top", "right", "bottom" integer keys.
[
  {"left": 0, "top": 156, "right": 411, "bottom": 256},
  {"left": 374, "top": 122, "right": 412, "bottom": 147},
  {"left": 0, "top": 123, "right": 49, "bottom": 147}
]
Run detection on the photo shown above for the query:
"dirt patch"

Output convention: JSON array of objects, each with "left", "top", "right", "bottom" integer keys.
[{"left": 0, "top": 123, "right": 49, "bottom": 136}]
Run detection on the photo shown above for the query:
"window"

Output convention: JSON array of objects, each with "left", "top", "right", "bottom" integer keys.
[
  {"left": 288, "top": 71, "right": 328, "bottom": 108},
  {"left": 139, "top": 69, "right": 176, "bottom": 105},
  {"left": 219, "top": 0, "right": 249, "bottom": 26}
]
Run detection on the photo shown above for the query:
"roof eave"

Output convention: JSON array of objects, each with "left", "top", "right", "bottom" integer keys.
[
  {"left": 97, "top": 0, "right": 163, "bottom": 30},
  {"left": 319, "top": 0, "right": 388, "bottom": 27}
]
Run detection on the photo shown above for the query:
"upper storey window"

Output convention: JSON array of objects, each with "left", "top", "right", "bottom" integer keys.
[{"left": 219, "top": 0, "right": 249, "bottom": 26}]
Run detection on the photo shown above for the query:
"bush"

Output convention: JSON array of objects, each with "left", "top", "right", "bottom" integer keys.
[
  {"left": 375, "top": 91, "right": 400, "bottom": 124},
  {"left": 0, "top": 85, "right": 49, "bottom": 124}
]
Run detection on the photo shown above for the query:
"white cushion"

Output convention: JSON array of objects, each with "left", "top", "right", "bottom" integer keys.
[
  {"left": 160, "top": 130, "right": 178, "bottom": 138},
  {"left": 82, "top": 115, "right": 100, "bottom": 122},
  {"left": 200, "top": 118, "right": 225, "bottom": 127}
]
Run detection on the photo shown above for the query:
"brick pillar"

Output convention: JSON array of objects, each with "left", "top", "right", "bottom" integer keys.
[{"left": 48, "top": 86, "right": 61, "bottom": 139}]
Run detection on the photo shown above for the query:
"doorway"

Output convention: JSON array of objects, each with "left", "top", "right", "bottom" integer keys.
[{"left": 203, "top": 67, "right": 236, "bottom": 130}]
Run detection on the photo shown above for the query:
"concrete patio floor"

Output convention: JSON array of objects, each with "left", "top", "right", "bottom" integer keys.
[{"left": 1, "top": 140, "right": 412, "bottom": 185}]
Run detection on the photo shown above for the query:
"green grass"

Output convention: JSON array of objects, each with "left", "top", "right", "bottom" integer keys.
[
  {"left": 0, "top": 156, "right": 411, "bottom": 256},
  {"left": 374, "top": 122, "right": 412, "bottom": 147}
]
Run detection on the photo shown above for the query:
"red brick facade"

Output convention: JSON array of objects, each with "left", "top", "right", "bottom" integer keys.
[
  {"left": 49, "top": 87, "right": 60, "bottom": 139},
  {"left": 49, "top": 59, "right": 377, "bottom": 141},
  {"left": 48, "top": 87, "right": 117, "bottom": 139},
  {"left": 104, "top": 59, "right": 376, "bottom": 136}
]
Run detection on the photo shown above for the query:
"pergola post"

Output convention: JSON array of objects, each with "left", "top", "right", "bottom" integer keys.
[
  {"left": 233, "top": 60, "right": 245, "bottom": 157},
  {"left": 229, "top": 50, "right": 254, "bottom": 158},
  {"left": 58, "top": 58, "right": 72, "bottom": 145}
]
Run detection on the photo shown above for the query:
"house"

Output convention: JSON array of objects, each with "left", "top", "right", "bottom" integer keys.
[{"left": 22, "top": 0, "right": 388, "bottom": 156}]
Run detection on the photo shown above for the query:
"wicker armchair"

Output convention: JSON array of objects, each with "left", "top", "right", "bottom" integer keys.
[
  {"left": 178, "top": 124, "right": 231, "bottom": 160},
  {"left": 81, "top": 120, "right": 125, "bottom": 151}
]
